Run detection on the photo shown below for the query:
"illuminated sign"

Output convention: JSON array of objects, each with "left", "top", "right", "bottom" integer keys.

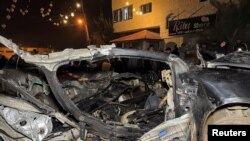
[{"left": 168, "top": 14, "right": 216, "bottom": 36}]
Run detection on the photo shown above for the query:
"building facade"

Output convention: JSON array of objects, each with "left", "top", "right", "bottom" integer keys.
[{"left": 112, "top": 0, "right": 217, "bottom": 49}]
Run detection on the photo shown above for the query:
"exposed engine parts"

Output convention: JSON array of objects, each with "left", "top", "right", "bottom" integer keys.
[
  {"left": 0, "top": 106, "right": 52, "bottom": 141},
  {"left": 67, "top": 70, "right": 168, "bottom": 133}
]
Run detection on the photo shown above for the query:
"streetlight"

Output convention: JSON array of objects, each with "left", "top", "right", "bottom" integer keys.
[
  {"left": 76, "top": 3, "right": 81, "bottom": 8},
  {"left": 77, "top": 18, "right": 83, "bottom": 25},
  {"left": 78, "top": 0, "right": 90, "bottom": 45},
  {"left": 63, "top": 19, "right": 68, "bottom": 24}
]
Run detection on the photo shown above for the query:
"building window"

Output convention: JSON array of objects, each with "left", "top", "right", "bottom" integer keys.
[
  {"left": 122, "top": 5, "right": 133, "bottom": 20},
  {"left": 200, "top": 0, "right": 207, "bottom": 2},
  {"left": 113, "top": 9, "right": 122, "bottom": 23},
  {"left": 140, "top": 3, "right": 152, "bottom": 14},
  {"left": 113, "top": 5, "right": 133, "bottom": 23}
]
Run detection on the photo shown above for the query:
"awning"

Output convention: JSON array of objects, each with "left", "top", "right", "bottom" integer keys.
[{"left": 111, "top": 30, "right": 162, "bottom": 43}]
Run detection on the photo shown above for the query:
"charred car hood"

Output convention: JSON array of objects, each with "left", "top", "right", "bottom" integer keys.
[
  {"left": 190, "top": 68, "right": 250, "bottom": 105},
  {"left": 208, "top": 51, "right": 250, "bottom": 69}
]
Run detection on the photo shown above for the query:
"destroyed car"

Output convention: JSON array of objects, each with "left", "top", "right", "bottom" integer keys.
[{"left": 0, "top": 35, "right": 250, "bottom": 141}]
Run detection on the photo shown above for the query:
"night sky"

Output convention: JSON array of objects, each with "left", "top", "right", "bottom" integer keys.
[{"left": 0, "top": 0, "right": 112, "bottom": 49}]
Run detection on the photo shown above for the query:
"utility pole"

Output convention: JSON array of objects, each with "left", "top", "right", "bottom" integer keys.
[{"left": 80, "top": 0, "right": 90, "bottom": 45}]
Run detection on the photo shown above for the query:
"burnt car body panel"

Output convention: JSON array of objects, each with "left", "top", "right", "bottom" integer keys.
[
  {"left": 189, "top": 68, "right": 250, "bottom": 105},
  {"left": 208, "top": 51, "right": 250, "bottom": 68},
  {"left": 182, "top": 68, "right": 250, "bottom": 140}
]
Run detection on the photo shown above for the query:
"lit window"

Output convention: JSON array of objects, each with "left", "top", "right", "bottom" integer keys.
[
  {"left": 140, "top": 3, "right": 152, "bottom": 14},
  {"left": 122, "top": 5, "right": 133, "bottom": 20},
  {"left": 113, "top": 5, "right": 133, "bottom": 23}
]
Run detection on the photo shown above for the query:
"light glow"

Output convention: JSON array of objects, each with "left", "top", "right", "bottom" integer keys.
[
  {"left": 63, "top": 20, "right": 68, "bottom": 24},
  {"left": 76, "top": 3, "right": 81, "bottom": 8},
  {"left": 77, "top": 19, "right": 83, "bottom": 25}
]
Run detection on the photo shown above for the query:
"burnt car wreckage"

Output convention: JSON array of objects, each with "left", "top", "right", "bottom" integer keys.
[{"left": 0, "top": 35, "right": 250, "bottom": 141}]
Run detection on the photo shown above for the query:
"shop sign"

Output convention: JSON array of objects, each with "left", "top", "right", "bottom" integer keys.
[{"left": 168, "top": 14, "right": 216, "bottom": 36}]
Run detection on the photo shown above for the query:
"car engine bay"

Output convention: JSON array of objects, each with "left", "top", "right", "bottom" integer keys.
[{"left": 0, "top": 56, "right": 181, "bottom": 141}]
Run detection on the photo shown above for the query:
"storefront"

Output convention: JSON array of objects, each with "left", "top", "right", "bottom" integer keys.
[{"left": 112, "top": 0, "right": 217, "bottom": 49}]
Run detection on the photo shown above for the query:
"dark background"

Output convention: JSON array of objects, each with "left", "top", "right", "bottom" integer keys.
[{"left": 0, "top": 0, "right": 112, "bottom": 49}]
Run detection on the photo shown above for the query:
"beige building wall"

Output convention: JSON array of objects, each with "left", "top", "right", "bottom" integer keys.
[{"left": 112, "top": 0, "right": 217, "bottom": 46}]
